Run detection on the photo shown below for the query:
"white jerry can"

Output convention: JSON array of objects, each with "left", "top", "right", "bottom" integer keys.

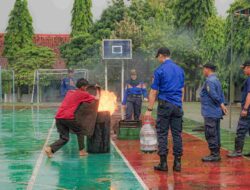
[{"left": 140, "top": 120, "right": 158, "bottom": 153}]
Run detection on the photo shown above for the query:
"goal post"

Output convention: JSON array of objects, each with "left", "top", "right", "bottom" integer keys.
[
  {"left": 31, "top": 69, "right": 89, "bottom": 104},
  {"left": 0, "top": 67, "right": 15, "bottom": 103}
]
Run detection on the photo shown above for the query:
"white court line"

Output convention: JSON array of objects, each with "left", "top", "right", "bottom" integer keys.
[
  {"left": 26, "top": 119, "right": 55, "bottom": 190},
  {"left": 111, "top": 140, "right": 149, "bottom": 190}
]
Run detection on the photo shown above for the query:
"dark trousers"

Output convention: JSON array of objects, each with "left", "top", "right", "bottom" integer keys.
[
  {"left": 125, "top": 96, "right": 142, "bottom": 120},
  {"left": 204, "top": 117, "right": 221, "bottom": 152},
  {"left": 235, "top": 115, "right": 250, "bottom": 147},
  {"left": 50, "top": 119, "right": 85, "bottom": 153},
  {"left": 156, "top": 100, "right": 183, "bottom": 157}
]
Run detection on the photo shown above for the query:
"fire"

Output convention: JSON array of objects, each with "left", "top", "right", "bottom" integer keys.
[{"left": 98, "top": 90, "right": 117, "bottom": 115}]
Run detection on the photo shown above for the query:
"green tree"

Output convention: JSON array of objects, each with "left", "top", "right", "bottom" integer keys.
[
  {"left": 91, "top": 0, "right": 126, "bottom": 39},
  {"left": 147, "top": 0, "right": 175, "bottom": 23},
  {"left": 127, "top": 0, "right": 155, "bottom": 26},
  {"left": 174, "top": 0, "right": 216, "bottom": 33},
  {"left": 225, "top": 0, "right": 250, "bottom": 87},
  {"left": 12, "top": 46, "right": 55, "bottom": 101},
  {"left": 199, "top": 16, "right": 228, "bottom": 90},
  {"left": 71, "top": 0, "right": 93, "bottom": 37},
  {"left": 11, "top": 46, "right": 55, "bottom": 88},
  {"left": 127, "top": 0, "right": 174, "bottom": 26},
  {"left": 60, "top": 33, "right": 100, "bottom": 68},
  {"left": 111, "top": 15, "right": 143, "bottom": 50},
  {"left": 226, "top": 0, "right": 250, "bottom": 63},
  {"left": 200, "top": 16, "right": 226, "bottom": 64},
  {"left": 3, "top": 0, "right": 34, "bottom": 58}
]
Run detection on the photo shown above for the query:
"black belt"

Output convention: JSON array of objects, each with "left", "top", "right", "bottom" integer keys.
[
  {"left": 129, "top": 94, "right": 142, "bottom": 98},
  {"left": 158, "top": 99, "right": 181, "bottom": 109},
  {"left": 158, "top": 99, "right": 169, "bottom": 106}
]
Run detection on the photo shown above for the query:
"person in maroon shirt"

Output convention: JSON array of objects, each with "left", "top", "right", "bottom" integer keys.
[{"left": 45, "top": 78, "right": 99, "bottom": 158}]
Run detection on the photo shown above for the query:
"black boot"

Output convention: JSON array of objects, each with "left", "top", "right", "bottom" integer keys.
[
  {"left": 202, "top": 149, "right": 221, "bottom": 162},
  {"left": 154, "top": 155, "right": 168, "bottom": 171},
  {"left": 173, "top": 156, "right": 181, "bottom": 172},
  {"left": 227, "top": 138, "right": 244, "bottom": 158},
  {"left": 244, "top": 152, "right": 250, "bottom": 157}
]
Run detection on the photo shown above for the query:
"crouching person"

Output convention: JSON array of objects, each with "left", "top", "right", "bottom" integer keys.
[{"left": 45, "top": 78, "right": 99, "bottom": 158}]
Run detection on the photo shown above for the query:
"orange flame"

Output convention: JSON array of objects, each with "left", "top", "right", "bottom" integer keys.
[{"left": 98, "top": 91, "right": 117, "bottom": 115}]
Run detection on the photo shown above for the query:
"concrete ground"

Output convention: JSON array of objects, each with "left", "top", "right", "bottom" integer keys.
[{"left": 183, "top": 102, "right": 241, "bottom": 132}]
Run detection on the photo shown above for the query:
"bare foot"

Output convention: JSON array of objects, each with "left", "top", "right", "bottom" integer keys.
[
  {"left": 79, "top": 150, "right": 88, "bottom": 156},
  {"left": 44, "top": 146, "right": 53, "bottom": 158}
]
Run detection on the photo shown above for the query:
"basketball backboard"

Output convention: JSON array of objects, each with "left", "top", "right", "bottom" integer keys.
[{"left": 102, "top": 39, "right": 132, "bottom": 60}]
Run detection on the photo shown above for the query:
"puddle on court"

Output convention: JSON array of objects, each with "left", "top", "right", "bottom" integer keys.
[{"left": 0, "top": 106, "right": 144, "bottom": 190}]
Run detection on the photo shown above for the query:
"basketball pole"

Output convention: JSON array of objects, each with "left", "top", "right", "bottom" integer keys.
[
  {"left": 121, "top": 60, "right": 125, "bottom": 120},
  {"left": 102, "top": 39, "right": 132, "bottom": 120},
  {"left": 105, "top": 60, "right": 108, "bottom": 91}
]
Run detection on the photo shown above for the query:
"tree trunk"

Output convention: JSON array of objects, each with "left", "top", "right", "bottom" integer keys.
[{"left": 17, "top": 87, "right": 21, "bottom": 102}]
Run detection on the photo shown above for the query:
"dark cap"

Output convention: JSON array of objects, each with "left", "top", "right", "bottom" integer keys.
[
  {"left": 156, "top": 47, "right": 171, "bottom": 58},
  {"left": 203, "top": 64, "right": 216, "bottom": 71},
  {"left": 241, "top": 60, "right": 250, "bottom": 68}
]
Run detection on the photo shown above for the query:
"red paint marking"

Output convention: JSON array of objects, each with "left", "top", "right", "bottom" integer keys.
[{"left": 114, "top": 133, "right": 250, "bottom": 190}]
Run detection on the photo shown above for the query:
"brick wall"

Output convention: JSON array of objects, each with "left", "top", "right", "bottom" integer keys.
[{"left": 0, "top": 33, "right": 71, "bottom": 69}]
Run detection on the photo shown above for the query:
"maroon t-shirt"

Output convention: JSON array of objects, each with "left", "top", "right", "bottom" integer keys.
[{"left": 55, "top": 89, "right": 95, "bottom": 119}]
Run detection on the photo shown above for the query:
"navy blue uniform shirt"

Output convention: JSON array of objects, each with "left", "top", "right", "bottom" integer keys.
[
  {"left": 151, "top": 59, "right": 185, "bottom": 107},
  {"left": 122, "top": 80, "right": 148, "bottom": 105},
  {"left": 241, "top": 77, "right": 250, "bottom": 111},
  {"left": 200, "top": 74, "right": 225, "bottom": 118}
]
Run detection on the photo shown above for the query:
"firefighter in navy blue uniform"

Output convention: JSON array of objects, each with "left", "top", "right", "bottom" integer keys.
[
  {"left": 228, "top": 60, "right": 250, "bottom": 158},
  {"left": 200, "top": 64, "right": 228, "bottom": 162},
  {"left": 122, "top": 69, "right": 148, "bottom": 120},
  {"left": 60, "top": 69, "right": 76, "bottom": 97},
  {"left": 145, "top": 47, "right": 185, "bottom": 172}
]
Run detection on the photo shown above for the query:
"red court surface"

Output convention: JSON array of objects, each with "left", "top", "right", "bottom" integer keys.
[{"left": 114, "top": 133, "right": 250, "bottom": 190}]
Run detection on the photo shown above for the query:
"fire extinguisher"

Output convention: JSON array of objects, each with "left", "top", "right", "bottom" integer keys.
[{"left": 140, "top": 117, "right": 158, "bottom": 153}]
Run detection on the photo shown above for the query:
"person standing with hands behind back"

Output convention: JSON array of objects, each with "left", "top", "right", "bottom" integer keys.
[
  {"left": 200, "top": 64, "right": 228, "bottom": 162},
  {"left": 145, "top": 47, "right": 185, "bottom": 172}
]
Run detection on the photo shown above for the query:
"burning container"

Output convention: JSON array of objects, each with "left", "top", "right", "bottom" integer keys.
[
  {"left": 75, "top": 85, "right": 117, "bottom": 153},
  {"left": 77, "top": 85, "right": 117, "bottom": 153},
  {"left": 87, "top": 111, "right": 111, "bottom": 153}
]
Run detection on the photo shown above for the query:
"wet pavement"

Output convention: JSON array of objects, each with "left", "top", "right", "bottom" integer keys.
[
  {"left": 1, "top": 105, "right": 250, "bottom": 189},
  {"left": 0, "top": 106, "right": 143, "bottom": 190},
  {"left": 0, "top": 106, "right": 56, "bottom": 189},
  {"left": 115, "top": 133, "right": 250, "bottom": 190}
]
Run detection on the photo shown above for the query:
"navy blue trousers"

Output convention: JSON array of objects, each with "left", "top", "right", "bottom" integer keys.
[
  {"left": 204, "top": 117, "right": 221, "bottom": 152},
  {"left": 156, "top": 100, "right": 183, "bottom": 157},
  {"left": 125, "top": 96, "right": 142, "bottom": 120},
  {"left": 235, "top": 115, "right": 250, "bottom": 145}
]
